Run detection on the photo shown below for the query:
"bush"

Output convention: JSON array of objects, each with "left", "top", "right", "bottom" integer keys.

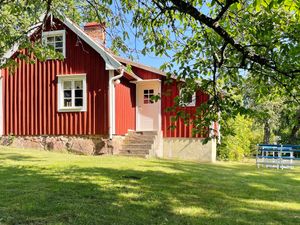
[{"left": 218, "top": 115, "right": 263, "bottom": 161}]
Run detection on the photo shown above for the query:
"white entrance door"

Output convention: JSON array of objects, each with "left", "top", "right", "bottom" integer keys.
[{"left": 136, "top": 81, "right": 161, "bottom": 131}]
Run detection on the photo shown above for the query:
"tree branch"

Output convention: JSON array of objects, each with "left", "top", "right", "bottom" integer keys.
[
  {"left": 213, "top": 0, "right": 238, "bottom": 22},
  {"left": 167, "top": 0, "right": 299, "bottom": 78}
]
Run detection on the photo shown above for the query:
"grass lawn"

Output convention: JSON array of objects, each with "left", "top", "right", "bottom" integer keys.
[{"left": 0, "top": 147, "right": 299, "bottom": 225}]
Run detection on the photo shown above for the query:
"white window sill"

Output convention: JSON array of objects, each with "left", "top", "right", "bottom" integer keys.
[
  {"left": 58, "top": 107, "right": 86, "bottom": 112},
  {"left": 179, "top": 103, "right": 196, "bottom": 107}
]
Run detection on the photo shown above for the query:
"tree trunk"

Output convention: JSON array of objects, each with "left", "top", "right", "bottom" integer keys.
[
  {"left": 263, "top": 120, "right": 271, "bottom": 144},
  {"left": 288, "top": 109, "right": 300, "bottom": 144}
]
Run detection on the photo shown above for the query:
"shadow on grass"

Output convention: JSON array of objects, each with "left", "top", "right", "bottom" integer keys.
[
  {"left": 0, "top": 153, "right": 299, "bottom": 225},
  {"left": 0, "top": 152, "right": 44, "bottom": 162}
]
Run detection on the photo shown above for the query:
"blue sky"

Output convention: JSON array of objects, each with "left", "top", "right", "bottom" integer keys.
[{"left": 103, "top": 1, "right": 211, "bottom": 71}]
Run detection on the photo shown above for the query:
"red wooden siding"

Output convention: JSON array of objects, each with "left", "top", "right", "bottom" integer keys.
[
  {"left": 161, "top": 78, "right": 209, "bottom": 138},
  {"left": 3, "top": 21, "right": 109, "bottom": 136},
  {"left": 132, "top": 67, "right": 162, "bottom": 80},
  {"left": 115, "top": 77, "right": 136, "bottom": 135}
]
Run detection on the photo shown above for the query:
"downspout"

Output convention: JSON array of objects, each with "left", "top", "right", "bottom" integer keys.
[{"left": 109, "top": 68, "right": 124, "bottom": 139}]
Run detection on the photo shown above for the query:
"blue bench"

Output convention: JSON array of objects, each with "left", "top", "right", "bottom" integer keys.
[{"left": 256, "top": 144, "right": 300, "bottom": 169}]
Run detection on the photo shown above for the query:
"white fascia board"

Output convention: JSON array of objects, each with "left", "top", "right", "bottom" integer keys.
[
  {"left": 125, "top": 71, "right": 142, "bottom": 81},
  {"left": 105, "top": 63, "right": 115, "bottom": 70},
  {"left": 63, "top": 18, "right": 122, "bottom": 70},
  {"left": 130, "top": 79, "right": 160, "bottom": 84}
]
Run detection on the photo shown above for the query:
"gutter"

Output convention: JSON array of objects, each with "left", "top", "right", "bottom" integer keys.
[{"left": 108, "top": 68, "right": 124, "bottom": 139}]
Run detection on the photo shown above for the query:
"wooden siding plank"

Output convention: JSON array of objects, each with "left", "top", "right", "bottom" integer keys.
[{"left": 3, "top": 21, "right": 109, "bottom": 136}]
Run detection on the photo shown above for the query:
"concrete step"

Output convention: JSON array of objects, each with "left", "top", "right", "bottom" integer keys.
[
  {"left": 118, "top": 153, "right": 148, "bottom": 158},
  {"left": 123, "top": 139, "right": 154, "bottom": 144},
  {"left": 118, "top": 130, "right": 159, "bottom": 158},
  {"left": 121, "top": 144, "right": 152, "bottom": 149},
  {"left": 120, "top": 149, "right": 150, "bottom": 154},
  {"left": 127, "top": 131, "right": 157, "bottom": 136},
  {"left": 124, "top": 138, "right": 155, "bottom": 142}
]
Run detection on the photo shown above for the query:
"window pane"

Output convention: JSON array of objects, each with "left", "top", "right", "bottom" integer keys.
[
  {"left": 64, "top": 99, "right": 72, "bottom": 107},
  {"left": 64, "top": 90, "right": 72, "bottom": 98},
  {"left": 75, "top": 99, "right": 83, "bottom": 107},
  {"left": 75, "top": 90, "right": 83, "bottom": 97},
  {"left": 56, "top": 48, "right": 63, "bottom": 53},
  {"left": 144, "top": 90, "right": 148, "bottom": 94},
  {"left": 149, "top": 89, "right": 154, "bottom": 94},
  {"left": 47, "top": 36, "right": 54, "bottom": 42},
  {"left": 55, "top": 41, "right": 63, "bottom": 48},
  {"left": 187, "top": 95, "right": 193, "bottom": 103},
  {"left": 63, "top": 81, "right": 72, "bottom": 90},
  {"left": 75, "top": 81, "right": 83, "bottom": 89},
  {"left": 55, "top": 35, "right": 63, "bottom": 42}
]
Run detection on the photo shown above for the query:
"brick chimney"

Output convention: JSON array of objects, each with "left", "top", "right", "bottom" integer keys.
[{"left": 84, "top": 22, "right": 106, "bottom": 46}]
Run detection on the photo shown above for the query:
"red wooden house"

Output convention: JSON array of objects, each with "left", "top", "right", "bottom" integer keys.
[{"left": 0, "top": 15, "right": 216, "bottom": 162}]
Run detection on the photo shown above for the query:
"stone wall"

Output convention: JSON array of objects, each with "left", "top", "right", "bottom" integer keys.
[
  {"left": 0, "top": 135, "right": 110, "bottom": 155},
  {"left": 111, "top": 136, "right": 125, "bottom": 155},
  {"left": 163, "top": 138, "right": 216, "bottom": 162}
]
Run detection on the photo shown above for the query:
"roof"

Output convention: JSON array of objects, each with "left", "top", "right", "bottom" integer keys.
[
  {"left": 113, "top": 55, "right": 166, "bottom": 77},
  {"left": 1, "top": 14, "right": 166, "bottom": 80}
]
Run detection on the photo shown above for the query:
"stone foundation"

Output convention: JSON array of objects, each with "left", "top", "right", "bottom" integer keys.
[
  {"left": 163, "top": 138, "right": 216, "bottom": 162},
  {"left": 0, "top": 135, "right": 217, "bottom": 161},
  {"left": 0, "top": 135, "right": 110, "bottom": 155},
  {"left": 111, "top": 136, "right": 125, "bottom": 155}
]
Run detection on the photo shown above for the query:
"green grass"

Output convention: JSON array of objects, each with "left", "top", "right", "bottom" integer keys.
[{"left": 0, "top": 147, "right": 299, "bottom": 225}]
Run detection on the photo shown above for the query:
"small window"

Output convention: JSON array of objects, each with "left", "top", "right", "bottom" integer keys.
[
  {"left": 144, "top": 89, "right": 154, "bottom": 104},
  {"left": 42, "top": 30, "right": 66, "bottom": 58},
  {"left": 57, "top": 74, "right": 87, "bottom": 112},
  {"left": 179, "top": 88, "right": 196, "bottom": 107}
]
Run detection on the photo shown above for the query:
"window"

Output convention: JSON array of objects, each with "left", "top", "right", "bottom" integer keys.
[
  {"left": 144, "top": 89, "right": 154, "bottom": 104},
  {"left": 42, "top": 30, "right": 66, "bottom": 58},
  {"left": 57, "top": 74, "right": 87, "bottom": 112},
  {"left": 179, "top": 88, "right": 196, "bottom": 107}
]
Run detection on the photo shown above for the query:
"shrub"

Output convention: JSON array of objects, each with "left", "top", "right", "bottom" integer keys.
[{"left": 218, "top": 115, "right": 263, "bottom": 161}]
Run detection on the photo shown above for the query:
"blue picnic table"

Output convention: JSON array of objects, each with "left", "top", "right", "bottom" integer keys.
[{"left": 256, "top": 144, "right": 300, "bottom": 169}]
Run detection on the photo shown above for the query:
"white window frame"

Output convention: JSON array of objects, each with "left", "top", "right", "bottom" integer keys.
[
  {"left": 57, "top": 74, "right": 87, "bottom": 112},
  {"left": 179, "top": 88, "right": 196, "bottom": 107},
  {"left": 143, "top": 89, "right": 155, "bottom": 104},
  {"left": 42, "top": 30, "right": 66, "bottom": 58}
]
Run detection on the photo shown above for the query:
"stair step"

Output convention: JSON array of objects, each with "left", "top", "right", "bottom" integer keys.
[
  {"left": 136, "top": 131, "right": 158, "bottom": 135},
  {"left": 118, "top": 130, "right": 159, "bottom": 158},
  {"left": 120, "top": 149, "right": 150, "bottom": 154},
  {"left": 128, "top": 131, "right": 157, "bottom": 136},
  {"left": 128, "top": 130, "right": 157, "bottom": 134},
  {"left": 125, "top": 135, "right": 155, "bottom": 140},
  {"left": 122, "top": 144, "right": 152, "bottom": 149},
  {"left": 118, "top": 153, "right": 148, "bottom": 158},
  {"left": 123, "top": 139, "right": 154, "bottom": 144}
]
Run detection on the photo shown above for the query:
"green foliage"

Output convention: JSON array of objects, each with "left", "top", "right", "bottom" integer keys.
[{"left": 218, "top": 115, "right": 263, "bottom": 160}]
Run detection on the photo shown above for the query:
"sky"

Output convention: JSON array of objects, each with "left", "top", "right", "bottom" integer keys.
[{"left": 104, "top": 1, "right": 211, "bottom": 72}]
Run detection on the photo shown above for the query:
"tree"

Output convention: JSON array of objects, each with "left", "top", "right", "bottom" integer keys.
[
  {"left": 1, "top": 0, "right": 299, "bottom": 138},
  {"left": 84, "top": 0, "right": 300, "bottom": 137},
  {"left": 243, "top": 73, "right": 300, "bottom": 144}
]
